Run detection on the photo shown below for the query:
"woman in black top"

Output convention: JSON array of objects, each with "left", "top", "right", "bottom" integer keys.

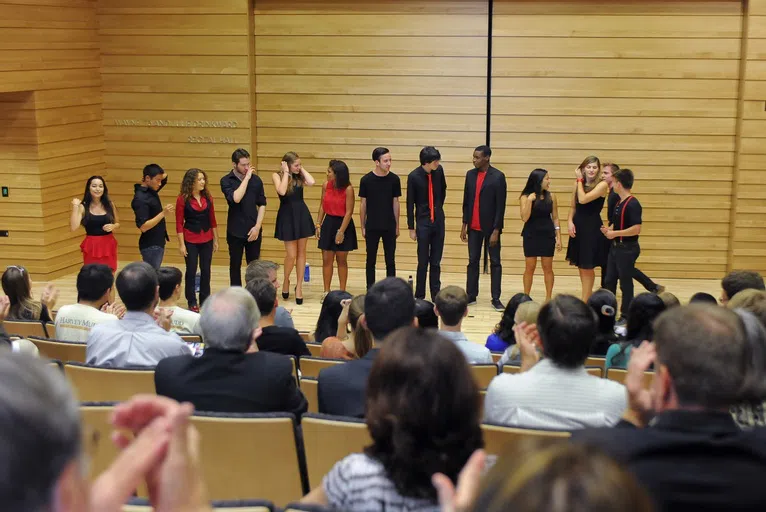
[
  {"left": 70, "top": 175, "right": 120, "bottom": 272},
  {"left": 1, "top": 266, "right": 58, "bottom": 323},
  {"left": 519, "top": 169, "right": 561, "bottom": 302}
]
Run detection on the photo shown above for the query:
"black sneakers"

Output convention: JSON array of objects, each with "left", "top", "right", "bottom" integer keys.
[{"left": 491, "top": 299, "right": 505, "bottom": 312}]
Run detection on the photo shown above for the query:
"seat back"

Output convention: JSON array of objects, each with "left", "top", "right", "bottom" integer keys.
[
  {"left": 470, "top": 364, "right": 499, "bottom": 389},
  {"left": 502, "top": 365, "right": 521, "bottom": 375},
  {"left": 65, "top": 363, "right": 155, "bottom": 402},
  {"left": 3, "top": 320, "right": 46, "bottom": 338},
  {"left": 179, "top": 334, "right": 203, "bottom": 343},
  {"left": 80, "top": 403, "right": 123, "bottom": 483},
  {"left": 586, "top": 356, "right": 606, "bottom": 370},
  {"left": 605, "top": 368, "right": 654, "bottom": 388},
  {"left": 28, "top": 337, "right": 87, "bottom": 363},
  {"left": 305, "top": 343, "right": 322, "bottom": 357},
  {"left": 490, "top": 352, "right": 503, "bottom": 363},
  {"left": 45, "top": 322, "right": 56, "bottom": 338},
  {"left": 301, "top": 413, "right": 371, "bottom": 489},
  {"left": 586, "top": 366, "right": 603, "bottom": 378},
  {"left": 299, "top": 332, "right": 313, "bottom": 342},
  {"left": 124, "top": 498, "right": 274, "bottom": 511},
  {"left": 481, "top": 423, "right": 570, "bottom": 456},
  {"left": 301, "top": 377, "right": 319, "bottom": 413},
  {"left": 299, "top": 357, "right": 344, "bottom": 379},
  {"left": 191, "top": 412, "right": 304, "bottom": 506}
]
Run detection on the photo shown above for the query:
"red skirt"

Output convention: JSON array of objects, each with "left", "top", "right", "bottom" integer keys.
[{"left": 80, "top": 234, "right": 118, "bottom": 272}]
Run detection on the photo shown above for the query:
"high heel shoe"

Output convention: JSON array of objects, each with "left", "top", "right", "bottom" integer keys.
[
  {"left": 282, "top": 279, "right": 289, "bottom": 300},
  {"left": 295, "top": 286, "right": 303, "bottom": 305}
]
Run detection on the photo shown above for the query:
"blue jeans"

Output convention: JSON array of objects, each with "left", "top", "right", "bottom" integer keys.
[{"left": 140, "top": 245, "right": 165, "bottom": 269}]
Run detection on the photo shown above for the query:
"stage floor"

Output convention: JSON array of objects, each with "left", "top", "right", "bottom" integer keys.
[{"left": 38, "top": 264, "right": 722, "bottom": 344}]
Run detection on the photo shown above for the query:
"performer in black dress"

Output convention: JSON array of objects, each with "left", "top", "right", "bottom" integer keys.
[
  {"left": 519, "top": 168, "right": 561, "bottom": 302},
  {"left": 70, "top": 176, "right": 120, "bottom": 272},
  {"left": 565, "top": 155, "right": 609, "bottom": 302},
  {"left": 273, "top": 151, "right": 316, "bottom": 305}
]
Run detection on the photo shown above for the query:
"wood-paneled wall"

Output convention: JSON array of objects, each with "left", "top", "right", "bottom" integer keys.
[{"left": 0, "top": 0, "right": 104, "bottom": 278}]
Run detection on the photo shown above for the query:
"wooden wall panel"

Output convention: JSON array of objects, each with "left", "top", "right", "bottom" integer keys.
[
  {"left": 98, "top": 0, "right": 253, "bottom": 265},
  {"left": 0, "top": 0, "right": 104, "bottom": 278},
  {"left": 491, "top": 0, "right": 743, "bottom": 279}
]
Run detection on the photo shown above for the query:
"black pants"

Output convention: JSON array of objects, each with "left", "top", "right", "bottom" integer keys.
[
  {"left": 604, "top": 241, "right": 641, "bottom": 317},
  {"left": 184, "top": 240, "right": 213, "bottom": 307},
  {"left": 600, "top": 263, "right": 658, "bottom": 292},
  {"left": 365, "top": 228, "right": 397, "bottom": 289},
  {"left": 467, "top": 230, "right": 502, "bottom": 301},
  {"left": 415, "top": 222, "right": 445, "bottom": 300},
  {"left": 227, "top": 231, "right": 262, "bottom": 286}
]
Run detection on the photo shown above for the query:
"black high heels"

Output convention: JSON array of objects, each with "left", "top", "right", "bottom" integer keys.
[{"left": 295, "top": 286, "right": 303, "bottom": 305}]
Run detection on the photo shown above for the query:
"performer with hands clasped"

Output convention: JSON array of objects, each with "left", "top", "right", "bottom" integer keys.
[
  {"left": 71, "top": 175, "right": 120, "bottom": 272},
  {"left": 273, "top": 151, "right": 315, "bottom": 305},
  {"left": 132, "top": 164, "right": 173, "bottom": 269}
]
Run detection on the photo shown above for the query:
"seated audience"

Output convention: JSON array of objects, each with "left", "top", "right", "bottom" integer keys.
[
  {"left": 54, "top": 264, "right": 122, "bottom": 342},
  {"left": 435, "top": 286, "right": 493, "bottom": 364},
  {"left": 720, "top": 269, "right": 765, "bottom": 305},
  {"left": 0, "top": 296, "right": 12, "bottom": 347},
  {"left": 690, "top": 292, "right": 718, "bottom": 305},
  {"left": 157, "top": 267, "right": 201, "bottom": 335},
  {"left": 0, "top": 353, "right": 210, "bottom": 511},
  {"left": 605, "top": 293, "right": 665, "bottom": 370},
  {"left": 303, "top": 327, "right": 483, "bottom": 511},
  {"left": 87, "top": 262, "right": 190, "bottom": 367},
  {"left": 246, "top": 278, "right": 310, "bottom": 359},
  {"left": 320, "top": 294, "right": 373, "bottom": 360},
  {"left": 728, "top": 289, "right": 766, "bottom": 327},
  {"left": 155, "top": 287, "right": 307, "bottom": 416},
  {"left": 573, "top": 305, "right": 766, "bottom": 510},
  {"left": 314, "top": 290, "right": 353, "bottom": 343},
  {"left": 244, "top": 259, "right": 294, "bottom": 328},
  {"left": 497, "top": 301, "right": 541, "bottom": 368},
  {"left": 587, "top": 288, "right": 620, "bottom": 356},
  {"left": 414, "top": 298, "right": 438, "bottom": 329},
  {"left": 484, "top": 295, "right": 626, "bottom": 430},
  {"left": 658, "top": 291, "right": 681, "bottom": 309},
  {"left": 1, "top": 265, "right": 57, "bottom": 323},
  {"left": 318, "top": 277, "right": 415, "bottom": 418},
  {"left": 485, "top": 292, "right": 532, "bottom": 352},
  {"left": 727, "top": 291, "right": 766, "bottom": 427}
]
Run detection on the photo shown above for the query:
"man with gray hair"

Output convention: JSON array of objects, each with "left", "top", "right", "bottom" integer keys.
[
  {"left": 154, "top": 287, "right": 307, "bottom": 415},
  {"left": 245, "top": 259, "right": 295, "bottom": 329}
]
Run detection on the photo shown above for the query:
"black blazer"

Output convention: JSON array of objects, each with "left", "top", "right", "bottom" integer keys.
[
  {"left": 461, "top": 165, "right": 507, "bottom": 235},
  {"left": 572, "top": 410, "right": 766, "bottom": 511},
  {"left": 317, "top": 348, "right": 379, "bottom": 418},
  {"left": 154, "top": 348, "right": 307, "bottom": 417}
]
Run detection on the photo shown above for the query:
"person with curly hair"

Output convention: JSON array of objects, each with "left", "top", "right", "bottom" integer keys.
[
  {"left": 175, "top": 168, "right": 219, "bottom": 311},
  {"left": 302, "top": 327, "right": 483, "bottom": 511}
]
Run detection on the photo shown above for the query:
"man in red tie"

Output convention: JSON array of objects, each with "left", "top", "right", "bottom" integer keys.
[{"left": 407, "top": 146, "right": 447, "bottom": 300}]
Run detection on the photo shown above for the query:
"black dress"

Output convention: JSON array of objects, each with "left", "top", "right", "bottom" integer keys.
[
  {"left": 521, "top": 197, "right": 555, "bottom": 257},
  {"left": 274, "top": 185, "right": 315, "bottom": 241},
  {"left": 566, "top": 192, "right": 608, "bottom": 269}
]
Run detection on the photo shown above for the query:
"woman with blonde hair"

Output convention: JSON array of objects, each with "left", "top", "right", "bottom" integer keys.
[
  {"left": 273, "top": 151, "right": 315, "bottom": 305},
  {"left": 565, "top": 155, "right": 609, "bottom": 302}
]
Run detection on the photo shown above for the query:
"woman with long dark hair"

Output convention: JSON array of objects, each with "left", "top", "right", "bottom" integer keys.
[
  {"left": 588, "top": 288, "right": 620, "bottom": 356},
  {"left": 273, "top": 151, "right": 315, "bottom": 305},
  {"left": 1, "top": 266, "right": 58, "bottom": 322},
  {"left": 566, "top": 155, "right": 609, "bottom": 302},
  {"left": 605, "top": 292, "right": 666, "bottom": 369},
  {"left": 320, "top": 294, "right": 373, "bottom": 360},
  {"left": 70, "top": 175, "right": 120, "bottom": 272},
  {"left": 176, "top": 168, "right": 219, "bottom": 311},
  {"left": 316, "top": 159, "right": 357, "bottom": 301},
  {"left": 314, "top": 290, "right": 353, "bottom": 344},
  {"left": 485, "top": 292, "right": 533, "bottom": 352},
  {"left": 519, "top": 168, "right": 561, "bottom": 301}
]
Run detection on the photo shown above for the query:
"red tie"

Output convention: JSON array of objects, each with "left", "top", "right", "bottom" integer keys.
[{"left": 428, "top": 173, "right": 434, "bottom": 222}]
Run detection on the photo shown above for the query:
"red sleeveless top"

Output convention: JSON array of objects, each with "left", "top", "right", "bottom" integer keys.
[{"left": 323, "top": 181, "right": 348, "bottom": 217}]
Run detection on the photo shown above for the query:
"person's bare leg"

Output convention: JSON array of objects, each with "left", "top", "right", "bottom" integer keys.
[
  {"left": 322, "top": 250, "right": 334, "bottom": 293},
  {"left": 541, "top": 256, "right": 554, "bottom": 302},
  {"left": 523, "top": 257, "right": 537, "bottom": 296},
  {"left": 580, "top": 268, "right": 596, "bottom": 302},
  {"left": 283, "top": 241, "right": 297, "bottom": 297},
  {"left": 295, "top": 237, "right": 308, "bottom": 298},
  {"left": 336, "top": 251, "right": 349, "bottom": 291}
]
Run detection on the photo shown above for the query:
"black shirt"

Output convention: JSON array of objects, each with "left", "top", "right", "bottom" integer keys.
[
  {"left": 220, "top": 170, "right": 267, "bottom": 238},
  {"left": 359, "top": 171, "right": 401, "bottom": 231},
  {"left": 131, "top": 179, "right": 169, "bottom": 249},
  {"left": 607, "top": 189, "right": 619, "bottom": 226},
  {"left": 612, "top": 195, "right": 641, "bottom": 243},
  {"left": 406, "top": 165, "right": 446, "bottom": 229},
  {"left": 256, "top": 325, "right": 311, "bottom": 360}
]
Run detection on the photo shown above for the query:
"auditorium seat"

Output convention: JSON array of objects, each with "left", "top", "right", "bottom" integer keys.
[
  {"left": 3, "top": 319, "right": 47, "bottom": 338},
  {"left": 80, "top": 403, "right": 123, "bottom": 484},
  {"left": 491, "top": 352, "right": 503, "bottom": 363},
  {"left": 28, "top": 336, "right": 86, "bottom": 363},
  {"left": 45, "top": 322, "right": 56, "bottom": 338},
  {"left": 305, "top": 342, "right": 323, "bottom": 357},
  {"left": 471, "top": 363, "right": 499, "bottom": 389},
  {"left": 301, "top": 413, "right": 371, "bottom": 489},
  {"left": 299, "top": 356, "right": 344, "bottom": 379},
  {"left": 124, "top": 498, "right": 276, "bottom": 511},
  {"left": 502, "top": 365, "right": 521, "bottom": 375},
  {"left": 301, "top": 377, "right": 319, "bottom": 413},
  {"left": 481, "top": 423, "right": 570, "bottom": 456},
  {"left": 606, "top": 367, "right": 654, "bottom": 388},
  {"left": 585, "top": 356, "right": 606, "bottom": 370},
  {"left": 586, "top": 366, "right": 603, "bottom": 378},
  {"left": 64, "top": 363, "right": 155, "bottom": 402},
  {"left": 179, "top": 334, "right": 203, "bottom": 343}
]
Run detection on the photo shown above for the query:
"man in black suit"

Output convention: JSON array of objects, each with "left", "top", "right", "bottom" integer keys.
[
  {"left": 155, "top": 287, "right": 307, "bottom": 416},
  {"left": 317, "top": 277, "right": 415, "bottom": 418},
  {"left": 573, "top": 305, "right": 766, "bottom": 510},
  {"left": 460, "top": 145, "right": 507, "bottom": 311}
]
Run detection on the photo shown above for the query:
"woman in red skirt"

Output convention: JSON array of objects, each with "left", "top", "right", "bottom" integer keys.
[{"left": 70, "top": 175, "right": 120, "bottom": 272}]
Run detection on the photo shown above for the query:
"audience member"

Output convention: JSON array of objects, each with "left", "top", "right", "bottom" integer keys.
[
  {"left": 720, "top": 270, "right": 765, "bottom": 305},
  {"left": 658, "top": 291, "right": 681, "bottom": 309},
  {"left": 485, "top": 293, "right": 532, "bottom": 352},
  {"left": 497, "top": 301, "right": 541, "bottom": 368},
  {"left": 573, "top": 305, "right": 766, "bottom": 510},
  {"left": 318, "top": 277, "right": 415, "bottom": 417},
  {"left": 727, "top": 292, "right": 766, "bottom": 427},
  {"left": 303, "top": 327, "right": 483, "bottom": 511},
  {"left": 246, "top": 278, "right": 310, "bottom": 359},
  {"left": 484, "top": 295, "right": 626, "bottom": 429},
  {"left": 605, "top": 293, "right": 665, "bottom": 370},
  {"left": 435, "top": 286, "right": 492, "bottom": 364},
  {"left": 244, "top": 259, "right": 295, "bottom": 328},
  {"left": 587, "top": 289, "right": 620, "bottom": 356},
  {"left": 414, "top": 298, "right": 439, "bottom": 329},
  {"left": 1, "top": 265, "right": 57, "bottom": 322},
  {"left": 0, "top": 296, "right": 12, "bottom": 347},
  {"left": 320, "top": 295, "right": 372, "bottom": 360},
  {"left": 54, "top": 264, "right": 122, "bottom": 342},
  {"left": 728, "top": 289, "right": 766, "bottom": 327},
  {"left": 314, "top": 290, "right": 353, "bottom": 343},
  {"left": 157, "top": 266, "right": 202, "bottom": 335},
  {"left": 690, "top": 292, "right": 718, "bottom": 305},
  {"left": 87, "top": 262, "right": 190, "bottom": 367},
  {"left": 155, "top": 287, "right": 307, "bottom": 416}
]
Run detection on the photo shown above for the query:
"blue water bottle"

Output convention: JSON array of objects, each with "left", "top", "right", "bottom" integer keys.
[{"left": 304, "top": 263, "right": 310, "bottom": 282}]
